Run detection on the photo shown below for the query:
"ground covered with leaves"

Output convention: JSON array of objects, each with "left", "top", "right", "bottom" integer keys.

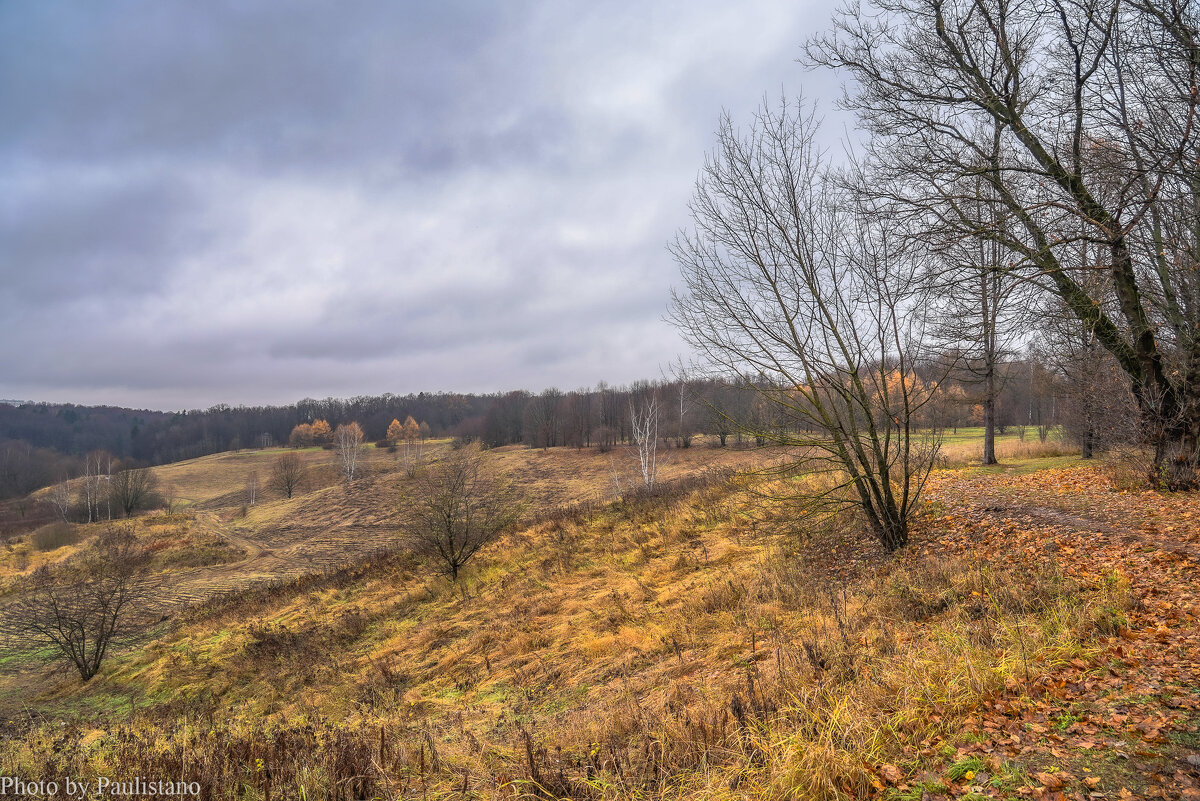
[{"left": 904, "top": 465, "right": 1200, "bottom": 800}]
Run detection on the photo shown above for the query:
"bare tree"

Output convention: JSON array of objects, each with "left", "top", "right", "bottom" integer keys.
[
  {"left": 81, "top": 451, "right": 112, "bottom": 523},
  {"left": 923, "top": 169, "right": 1030, "bottom": 464},
  {"left": 666, "top": 361, "right": 699, "bottom": 448},
  {"left": 269, "top": 452, "right": 304, "bottom": 498},
  {"left": 2, "top": 527, "right": 153, "bottom": 681},
  {"left": 162, "top": 483, "right": 178, "bottom": 515},
  {"left": 108, "top": 466, "right": 160, "bottom": 518},
  {"left": 399, "top": 445, "right": 522, "bottom": 581},
  {"left": 1035, "top": 253, "right": 1140, "bottom": 458},
  {"left": 669, "top": 98, "right": 942, "bottom": 551},
  {"left": 563, "top": 389, "right": 595, "bottom": 449},
  {"left": 524, "top": 388, "right": 563, "bottom": 449},
  {"left": 244, "top": 470, "right": 259, "bottom": 506},
  {"left": 629, "top": 382, "right": 661, "bottom": 490},
  {"left": 48, "top": 475, "right": 73, "bottom": 522},
  {"left": 335, "top": 422, "right": 366, "bottom": 482},
  {"left": 808, "top": 0, "right": 1200, "bottom": 488},
  {"left": 400, "top": 416, "right": 420, "bottom": 471}
]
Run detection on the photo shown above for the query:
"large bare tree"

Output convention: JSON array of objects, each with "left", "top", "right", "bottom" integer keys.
[
  {"left": 808, "top": 0, "right": 1200, "bottom": 487},
  {"left": 669, "top": 98, "right": 942, "bottom": 550}
]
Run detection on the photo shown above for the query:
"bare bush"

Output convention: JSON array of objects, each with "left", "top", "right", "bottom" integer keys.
[
  {"left": 2, "top": 526, "right": 153, "bottom": 680},
  {"left": 108, "top": 466, "right": 161, "bottom": 518},
  {"left": 398, "top": 445, "right": 523, "bottom": 581},
  {"left": 269, "top": 452, "right": 305, "bottom": 498}
]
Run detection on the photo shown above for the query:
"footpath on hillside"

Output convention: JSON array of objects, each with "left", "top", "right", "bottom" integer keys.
[{"left": 915, "top": 465, "right": 1200, "bottom": 800}]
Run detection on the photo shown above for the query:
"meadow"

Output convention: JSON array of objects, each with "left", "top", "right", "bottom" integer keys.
[{"left": 0, "top": 432, "right": 1197, "bottom": 799}]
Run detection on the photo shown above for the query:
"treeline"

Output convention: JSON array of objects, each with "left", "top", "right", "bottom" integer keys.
[
  {"left": 472, "top": 358, "right": 1131, "bottom": 456},
  {"left": 0, "top": 354, "right": 1131, "bottom": 502},
  {"left": 0, "top": 393, "right": 487, "bottom": 485}
]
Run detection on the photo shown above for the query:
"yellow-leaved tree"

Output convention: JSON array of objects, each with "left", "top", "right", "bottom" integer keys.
[
  {"left": 310, "top": 419, "right": 333, "bottom": 446},
  {"left": 288, "top": 423, "right": 314, "bottom": 447},
  {"left": 401, "top": 416, "right": 420, "bottom": 469}
]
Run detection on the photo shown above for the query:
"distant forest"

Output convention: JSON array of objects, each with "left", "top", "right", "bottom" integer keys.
[
  {"left": 0, "top": 393, "right": 488, "bottom": 498},
  {"left": 0, "top": 355, "right": 1127, "bottom": 501}
]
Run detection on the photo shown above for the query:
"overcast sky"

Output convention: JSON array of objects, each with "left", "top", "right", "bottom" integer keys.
[{"left": 0, "top": 0, "right": 847, "bottom": 410}]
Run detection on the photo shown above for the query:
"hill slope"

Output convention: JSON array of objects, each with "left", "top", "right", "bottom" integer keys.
[{"left": 1, "top": 446, "right": 1197, "bottom": 798}]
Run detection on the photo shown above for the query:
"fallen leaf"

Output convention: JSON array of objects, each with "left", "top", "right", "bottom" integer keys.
[
  {"left": 879, "top": 764, "right": 903, "bottom": 784},
  {"left": 1035, "top": 771, "right": 1065, "bottom": 790}
]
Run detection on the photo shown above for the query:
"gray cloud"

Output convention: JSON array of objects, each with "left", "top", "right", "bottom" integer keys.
[{"left": 0, "top": 0, "right": 847, "bottom": 409}]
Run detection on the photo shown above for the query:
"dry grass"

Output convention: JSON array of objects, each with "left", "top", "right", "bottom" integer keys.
[
  {"left": 0, "top": 450, "right": 1125, "bottom": 800},
  {"left": 938, "top": 431, "right": 1078, "bottom": 467}
]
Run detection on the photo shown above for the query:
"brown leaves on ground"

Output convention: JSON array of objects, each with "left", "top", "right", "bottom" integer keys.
[{"left": 904, "top": 464, "right": 1200, "bottom": 799}]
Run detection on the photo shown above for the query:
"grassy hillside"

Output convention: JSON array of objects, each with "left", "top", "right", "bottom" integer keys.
[{"left": 1, "top": 437, "right": 1198, "bottom": 799}]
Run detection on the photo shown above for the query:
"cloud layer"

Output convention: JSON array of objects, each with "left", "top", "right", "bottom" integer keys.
[{"left": 0, "top": 0, "right": 843, "bottom": 409}]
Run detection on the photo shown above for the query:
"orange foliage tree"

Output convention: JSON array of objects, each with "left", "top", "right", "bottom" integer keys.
[
  {"left": 288, "top": 423, "right": 314, "bottom": 447},
  {"left": 310, "top": 419, "right": 333, "bottom": 446}
]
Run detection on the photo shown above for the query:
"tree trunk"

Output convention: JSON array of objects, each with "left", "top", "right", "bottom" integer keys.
[
  {"left": 873, "top": 512, "right": 908, "bottom": 552},
  {"left": 981, "top": 254, "right": 998, "bottom": 466},
  {"left": 1145, "top": 393, "right": 1200, "bottom": 490},
  {"left": 983, "top": 366, "right": 997, "bottom": 466}
]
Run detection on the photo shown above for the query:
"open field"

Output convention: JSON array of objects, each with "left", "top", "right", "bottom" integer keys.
[
  {"left": 3, "top": 439, "right": 778, "bottom": 602},
  {"left": 1, "top": 434, "right": 1198, "bottom": 799},
  {"left": 0, "top": 439, "right": 779, "bottom": 717},
  {"left": 937, "top": 428, "right": 1078, "bottom": 467}
]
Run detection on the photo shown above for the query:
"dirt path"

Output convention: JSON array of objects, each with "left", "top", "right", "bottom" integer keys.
[{"left": 150, "top": 509, "right": 400, "bottom": 609}]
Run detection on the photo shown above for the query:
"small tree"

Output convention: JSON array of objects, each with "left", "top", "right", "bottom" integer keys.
[
  {"left": 3, "top": 527, "right": 152, "bottom": 681},
  {"left": 289, "top": 423, "right": 314, "bottom": 447},
  {"left": 386, "top": 418, "right": 404, "bottom": 445},
  {"left": 108, "top": 466, "right": 160, "bottom": 518},
  {"left": 48, "top": 475, "right": 73, "bottom": 521},
  {"left": 399, "top": 445, "right": 522, "bottom": 581},
  {"left": 310, "top": 419, "right": 334, "bottom": 446},
  {"left": 335, "top": 422, "right": 365, "bottom": 481},
  {"left": 245, "top": 470, "right": 259, "bottom": 506},
  {"left": 629, "top": 383, "right": 661, "bottom": 490},
  {"left": 269, "top": 452, "right": 304, "bottom": 498},
  {"left": 81, "top": 451, "right": 112, "bottom": 523},
  {"left": 401, "top": 416, "right": 420, "bottom": 468}
]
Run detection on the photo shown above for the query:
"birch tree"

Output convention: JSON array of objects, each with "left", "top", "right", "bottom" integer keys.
[
  {"left": 629, "top": 383, "right": 661, "bottom": 490},
  {"left": 335, "top": 422, "right": 365, "bottom": 482}
]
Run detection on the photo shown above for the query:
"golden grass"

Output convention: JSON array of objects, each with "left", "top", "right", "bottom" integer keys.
[{"left": 0, "top": 456, "right": 1126, "bottom": 800}]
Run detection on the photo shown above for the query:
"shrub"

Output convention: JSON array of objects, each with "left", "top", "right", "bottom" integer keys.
[{"left": 29, "top": 521, "right": 82, "bottom": 552}]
